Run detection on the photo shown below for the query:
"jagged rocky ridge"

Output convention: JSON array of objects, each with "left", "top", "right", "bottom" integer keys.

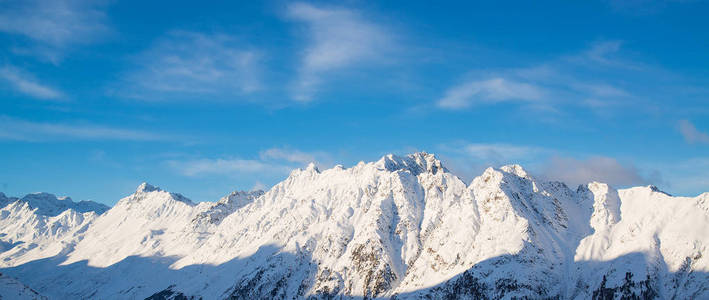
[{"left": 0, "top": 152, "right": 707, "bottom": 299}]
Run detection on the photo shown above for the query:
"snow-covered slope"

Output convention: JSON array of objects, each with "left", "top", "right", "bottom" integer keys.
[
  {"left": 0, "top": 152, "right": 707, "bottom": 299},
  {"left": 193, "top": 189, "right": 264, "bottom": 227},
  {"left": 0, "top": 190, "right": 108, "bottom": 265},
  {"left": 572, "top": 184, "right": 709, "bottom": 299},
  {"left": 62, "top": 183, "right": 203, "bottom": 268},
  {"left": 0, "top": 272, "right": 46, "bottom": 300}
]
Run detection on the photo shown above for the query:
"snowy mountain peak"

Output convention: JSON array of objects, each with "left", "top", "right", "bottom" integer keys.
[
  {"left": 22, "top": 192, "right": 69, "bottom": 202},
  {"left": 193, "top": 190, "right": 265, "bottom": 226},
  {"left": 647, "top": 184, "right": 671, "bottom": 196},
  {"left": 12, "top": 192, "right": 108, "bottom": 216},
  {"left": 136, "top": 182, "right": 160, "bottom": 193},
  {"left": 287, "top": 162, "right": 321, "bottom": 179},
  {"left": 586, "top": 181, "right": 611, "bottom": 193},
  {"left": 587, "top": 182, "right": 621, "bottom": 228},
  {"left": 305, "top": 162, "right": 320, "bottom": 172},
  {"left": 375, "top": 151, "right": 446, "bottom": 175},
  {"left": 120, "top": 183, "right": 194, "bottom": 207},
  {"left": 478, "top": 166, "right": 503, "bottom": 181},
  {"left": 499, "top": 164, "right": 530, "bottom": 178},
  {"left": 217, "top": 190, "right": 264, "bottom": 207}
]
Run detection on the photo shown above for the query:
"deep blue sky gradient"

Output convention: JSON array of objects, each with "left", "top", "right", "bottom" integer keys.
[{"left": 0, "top": 1, "right": 707, "bottom": 204}]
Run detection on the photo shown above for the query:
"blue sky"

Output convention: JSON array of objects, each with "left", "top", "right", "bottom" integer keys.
[{"left": 0, "top": 0, "right": 707, "bottom": 205}]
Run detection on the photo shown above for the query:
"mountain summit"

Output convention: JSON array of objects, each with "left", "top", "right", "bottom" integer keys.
[
  {"left": 375, "top": 152, "right": 447, "bottom": 175},
  {"left": 0, "top": 153, "right": 707, "bottom": 299}
]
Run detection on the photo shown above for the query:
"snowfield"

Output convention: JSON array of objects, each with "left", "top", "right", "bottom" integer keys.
[{"left": 0, "top": 152, "right": 707, "bottom": 299}]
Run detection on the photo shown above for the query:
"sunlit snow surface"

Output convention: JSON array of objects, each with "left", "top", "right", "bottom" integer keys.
[{"left": 0, "top": 153, "right": 707, "bottom": 299}]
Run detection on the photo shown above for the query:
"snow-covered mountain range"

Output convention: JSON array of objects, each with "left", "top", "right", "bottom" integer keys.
[{"left": 0, "top": 152, "right": 707, "bottom": 299}]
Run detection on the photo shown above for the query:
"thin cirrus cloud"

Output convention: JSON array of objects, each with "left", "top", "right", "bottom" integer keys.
[
  {"left": 678, "top": 119, "right": 709, "bottom": 144},
  {"left": 437, "top": 78, "right": 544, "bottom": 109},
  {"left": 0, "top": 0, "right": 110, "bottom": 63},
  {"left": 168, "top": 147, "right": 328, "bottom": 177},
  {"left": 259, "top": 148, "right": 327, "bottom": 164},
  {"left": 439, "top": 142, "right": 548, "bottom": 164},
  {"left": 287, "top": 2, "right": 392, "bottom": 101},
  {"left": 436, "top": 41, "right": 636, "bottom": 111},
  {"left": 121, "top": 31, "right": 261, "bottom": 101},
  {"left": 579, "top": 40, "right": 623, "bottom": 66},
  {"left": 0, "top": 115, "right": 170, "bottom": 142},
  {"left": 460, "top": 143, "right": 546, "bottom": 163},
  {"left": 167, "top": 158, "right": 290, "bottom": 177},
  {"left": 0, "top": 66, "right": 64, "bottom": 100}
]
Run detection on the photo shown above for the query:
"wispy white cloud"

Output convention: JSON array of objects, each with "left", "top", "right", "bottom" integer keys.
[
  {"left": 167, "top": 158, "right": 289, "bottom": 177},
  {"left": 287, "top": 2, "right": 392, "bottom": 101},
  {"left": 437, "top": 78, "right": 544, "bottom": 109},
  {"left": 0, "top": 116, "right": 170, "bottom": 142},
  {"left": 168, "top": 147, "right": 331, "bottom": 177},
  {"left": 572, "top": 82, "right": 629, "bottom": 98},
  {"left": 678, "top": 119, "right": 709, "bottom": 144},
  {"left": 436, "top": 41, "right": 637, "bottom": 112},
  {"left": 445, "top": 142, "right": 546, "bottom": 162},
  {"left": 0, "top": 0, "right": 110, "bottom": 63},
  {"left": 581, "top": 40, "right": 623, "bottom": 66},
  {"left": 0, "top": 66, "right": 63, "bottom": 100},
  {"left": 260, "top": 147, "right": 318, "bottom": 164},
  {"left": 121, "top": 31, "right": 260, "bottom": 100}
]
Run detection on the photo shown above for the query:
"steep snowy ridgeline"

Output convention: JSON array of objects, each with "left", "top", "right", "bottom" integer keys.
[
  {"left": 0, "top": 152, "right": 707, "bottom": 299},
  {"left": 0, "top": 183, "right": 265, "bottom": 299},
  {"left": 573, "top": 185, "right": 709, "bottom": 299},
  {"left": 0, "top": 200, "right": 99, "bottom": 267},
  {"left": 171, "top": 153, "right": 467, "bottom": 298},
  {"left": 63, "top": 183, "right": 264, "bottom": 269},
  {"left": 166, "top": 153, "right": 601, "bottom": 299},
  {"left": 0, "top": 190, "right": 108, "bottom": 268},
  {"left": 398, "top": 164, "right": 595, "bottom": 299},
  {"left": 0, "top": 272, "right": 46, "bottom": 300},
  {"left": 63, "top": 183, "right": 202, "bottom": 267}
]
